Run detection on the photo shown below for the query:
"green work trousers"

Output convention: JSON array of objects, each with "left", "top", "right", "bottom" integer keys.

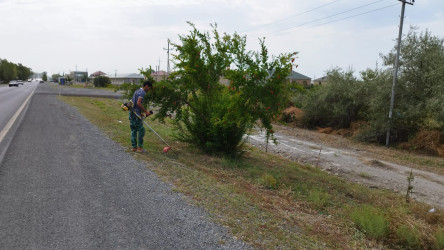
[{"left": 129, "top": 112, "right": 145, "bottom": 148}]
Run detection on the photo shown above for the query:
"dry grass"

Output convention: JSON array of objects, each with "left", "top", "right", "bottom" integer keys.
[{"left": 62, "top": 96, "right": 444, "bottom": 249}]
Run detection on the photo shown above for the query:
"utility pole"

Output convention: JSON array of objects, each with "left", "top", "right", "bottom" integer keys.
[
  {"left": 163, "top": 39, "right": 171, "bottom": 76},
  {"left": 386, "top": 0, "right": 414, "bottom": 146}
]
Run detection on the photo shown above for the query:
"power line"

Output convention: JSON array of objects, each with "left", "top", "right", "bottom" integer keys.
[
  {"left": 267, "top": 0, "right": 388, "bottom": 36},
  {"left": 277, "top": 3, "right": 398, "bottom": 35},
  {"left": 240, "top": 0, "right": 341, "bottom": 33}
]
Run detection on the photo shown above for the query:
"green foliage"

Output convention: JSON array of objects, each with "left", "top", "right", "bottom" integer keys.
[
  {"left": 350, "top": 205, "right": 388, "bottom": 240},
  {"left": 302, "top": 68, "right": 366, "bottom": 128},
  {"left": 287, "top": 82, "right": 307, "bottom": 108},
  {"left": 380, "top": 27, "right": 444, "bottom": 141},
  {"left": 42, "top": 72, "right": 47, "bottom": 81},
  {"left": 17, "top": 63, "right": 33, "bottom": 80},
  {"left": 396, "top": 224, "right": 421, "bottom": 249},
  {"left": 289, "top": 27, "right": 444, "bottom": 145},
  {"left": 436, "top": 228, "right": 444, "bottom": 249},
  {"left": 0, "top": 59, "right": 18, "bottom": 82},
  {"left": 0, "top": 59, "right": 33, "bottom": 83},
  {"left": 307, "top": 189, "right": 330, "bottom": 210},
  {"left": 52, "top": 74, "right": 62, "bottom": 82},
  {"left": 149, "top": 23, "right": 295, "bottom": 155},
  {"left": 93, "top": 76, "right": 111, "bottom": 87}
]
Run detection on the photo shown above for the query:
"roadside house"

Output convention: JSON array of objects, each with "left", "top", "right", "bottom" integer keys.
[
  {"left": 313, "top": 76, "right": 329, "bottom": 86},
  {"left": 151, "top": 70, "right": 168, "bottom": 81},
  {"left": 90, "top": 71, "right": 107, "bottom": 77},
  {"left": 287, "top": 71, "right": 312, "bottom": 87},
  {"left": 110, "top": 73, "right": 144, "bottom": 85}
]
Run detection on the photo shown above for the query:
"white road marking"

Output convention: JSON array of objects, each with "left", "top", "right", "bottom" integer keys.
[{"left": 0, "top": 88, "right": 36, "bottom": 143}]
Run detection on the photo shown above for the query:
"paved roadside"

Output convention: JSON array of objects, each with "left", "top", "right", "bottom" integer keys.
[{"left": 0, "top": 84, "right": 248, "bottom": 249}]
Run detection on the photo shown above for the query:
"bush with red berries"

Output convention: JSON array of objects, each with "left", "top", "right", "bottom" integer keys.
[{"left": 150, "top": 23, "right": 297, "bottom": 155}]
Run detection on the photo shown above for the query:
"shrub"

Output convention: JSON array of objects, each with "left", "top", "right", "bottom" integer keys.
[
  {"left": 149, "top": 23, "right": 296, "bottom": 155},
  {"left": 435, "top": 228, "right": 444, "bottom": 250},
  {"left": 350, "top": 205, "right": 388, "bottom": 240},
  {"left": 302, "top": 68, "right": 366, "bottom": 129},
  {"left": 307, "top": 189, "right": 330, "bottom": 210},
  {"left": 93, "top": 76, "right": 111, "bottom": 87},
  {"left": 396, "top": 224, "right": 421, "bottom": 249},
  {"left": 259, "top": 173, "right": 278, "bottom": 190}
]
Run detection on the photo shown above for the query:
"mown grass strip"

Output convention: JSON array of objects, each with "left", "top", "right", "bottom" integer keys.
[{"left": 61, "top": 96, "right": 444, "bottom": 249}]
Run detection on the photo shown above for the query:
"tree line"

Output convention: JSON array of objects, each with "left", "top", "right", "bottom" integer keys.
[
  {"left": 0, "top": 58, "right": 33, "bottom": 83},
  {"left": 291, "top": 27, "right": 444, "bottom": 147}
]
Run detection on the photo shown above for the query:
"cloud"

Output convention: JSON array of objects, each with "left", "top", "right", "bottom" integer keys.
[{"left": 1, "top": 0, "right": 444, "bottom": 77}]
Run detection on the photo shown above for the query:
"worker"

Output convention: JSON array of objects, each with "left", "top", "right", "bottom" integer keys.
[{"left": 129, "top": 80, "right": 153, "bottom": 152}]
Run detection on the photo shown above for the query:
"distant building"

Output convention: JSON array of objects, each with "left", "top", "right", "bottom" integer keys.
[
  {"left": 151, "top": 70, "right": 168, "bottom": 81},
  {"left": 313, "top": 76, "right": 329, "bottom": 85},
  {"left": 287, "top": 71, "right": 312, "bottom": 87},
  {"left": 110, "top": 73, "right": 144, "bottom": 85},
  {"left": 70, "top": 71, "right": 88, "bottom": 83},
  {"left": 218, "top": 70, "right": 312, "bottom": 87},
  {"left": 90, "top": 71, "right": 107, "bottom": 77}
]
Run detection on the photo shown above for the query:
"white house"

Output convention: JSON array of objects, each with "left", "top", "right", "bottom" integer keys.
[{"left": 110, "top": 73, "right": 144, "bottom": 85}]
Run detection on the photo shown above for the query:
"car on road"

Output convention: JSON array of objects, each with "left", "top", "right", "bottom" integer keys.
[
  {"left": 9, "top": 80, "right": 19, "bottom": 87},
  {"left": 18, "top": 80, "right": 24, "bottom": 85}
]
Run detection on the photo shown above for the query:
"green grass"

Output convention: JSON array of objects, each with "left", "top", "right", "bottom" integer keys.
[
  {"left": 436, "top": 228, "right": 444, "bottom": 249},
  {"left": 350, "top": 205, "right": 388, "bottom": 240},
  {"left": 61, "top": 96, "right": 444, "bottom": 249},
  {"left": 396, "top": 224, "right": 421, "bottom": 249}
]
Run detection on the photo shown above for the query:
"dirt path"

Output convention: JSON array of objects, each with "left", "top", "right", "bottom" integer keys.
[{"left": 248, "top": 125, "right": 444, "bottom": 209}]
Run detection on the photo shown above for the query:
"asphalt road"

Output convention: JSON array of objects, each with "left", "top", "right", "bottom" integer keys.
[
  {"left": 0, "top": 81, "right": 37, "bottom": 132},
  {"left": 0, "top": 81, "right": 39, "bottom": 163},
  {"left": 0, "top": 83, "right": 247, "bottom": 249}
]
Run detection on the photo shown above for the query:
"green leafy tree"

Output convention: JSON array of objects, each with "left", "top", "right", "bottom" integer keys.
[
  {"left": 381, "top": 27, "right": 444, "bottom": 134},
  {"left": 302, "top": 68, "right": 367, "bottom": 129},
  {"left": 52, "top": 74, "right": 62, "bottom": 82},
  {"left": 0, "top": 59, "right": 18, "bottom": 82},
  {"left": 17, "top": 63, "right": 32, "bottom": 80},
  {"left": 93, "top": 75, "right": 111, "bottom": 87},
  {"left": 356, "top": 68, "right": 394, "bottom": 143},
  {"left": 42, "top": 72, "right": 48, "bottom": 81},
  {"left": 148, "top": 23, "right": 295, "bottom": 155}
]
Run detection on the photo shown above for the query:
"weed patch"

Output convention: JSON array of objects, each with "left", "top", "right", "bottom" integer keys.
[
  {"left": 396, "top": 224, "right": 421, "bottom": 249},
  {"left": 435, "top": 228, "right": 444, "bottom": 249},
  {"left": 259, "top": 173, "right": 278, "bottom": 190},
  {"left": 350, "top": 205, "right": 388, "bottom": 240},
  {"left": 307, "top": 189, "right": 330, "bottom": 211}
]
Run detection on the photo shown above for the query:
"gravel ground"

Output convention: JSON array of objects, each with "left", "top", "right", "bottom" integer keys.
[
  {"left": 0, "top": 84, "right": 249, "bottom": 249},
  {"left": 248, "top": 125, "right": 444, "bottom": 209}
]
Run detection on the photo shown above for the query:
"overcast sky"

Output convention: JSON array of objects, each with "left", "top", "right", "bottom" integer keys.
[{"left": 1, "top": 0, "right": 443, "bottom": 79}]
